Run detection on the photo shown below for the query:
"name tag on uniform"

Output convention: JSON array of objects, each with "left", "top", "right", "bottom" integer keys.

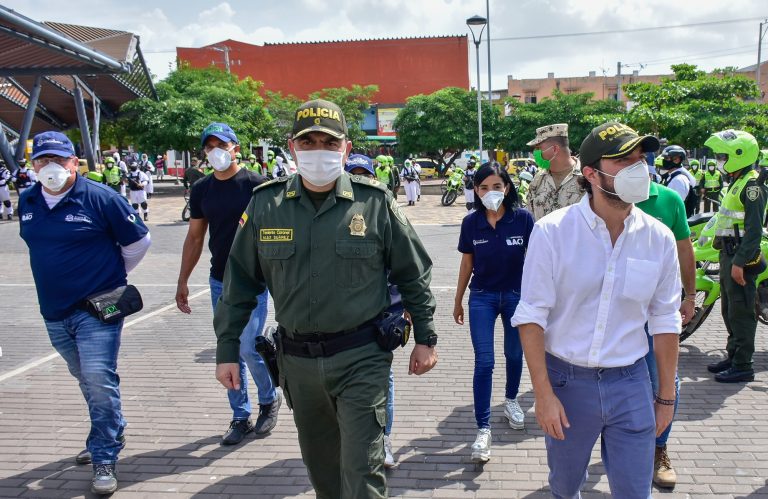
[{"left": 260, "top": 228, "right": 293, "bottom": 242}]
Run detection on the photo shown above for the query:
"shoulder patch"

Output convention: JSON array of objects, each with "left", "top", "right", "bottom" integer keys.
[
  {"left": 389, "top": 197, "right": 408, "bottom": 226},
  {"left": 253, "top": 175, "right": 291, "bottom": 193},
  {"left": 746, "top": 185, "right": 761, "bottom": 202},
  {"left": 350, "top": 175, "right": 388, "bottom": 191}
]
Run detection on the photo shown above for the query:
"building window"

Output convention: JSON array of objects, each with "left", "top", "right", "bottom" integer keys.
[
  {"left": 607, "top": 87, "right": 618, "bottom": 101},
  {"left": 524, "top": 93, "right": 537, "bottom": 104}
]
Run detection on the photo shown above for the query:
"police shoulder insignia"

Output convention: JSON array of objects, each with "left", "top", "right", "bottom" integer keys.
[
  {"left": 389, "top": 197, "right": 408, "bottom": 226},
  {"left": 349, "top": 213, "right": 366, "bottom": 236},
  {"left": 746, "top": 185, "right": 760, "bottom": 202},
  {"left": 238, "top": 212, "right": 248, "bottom": 228},
  {"left": 254, "top": 175, "right": 291, "bottom": 192}
]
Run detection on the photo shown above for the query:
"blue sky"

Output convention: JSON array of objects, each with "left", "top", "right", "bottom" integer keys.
[{"left": 4, "top": 0, "right": 767, "bottom": 89}]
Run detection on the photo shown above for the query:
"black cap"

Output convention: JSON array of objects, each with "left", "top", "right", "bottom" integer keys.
[
  {"left": 579, "top": 122, "right": 660, "bottom": 168},
  {"left": 292, "top": 99, "right": 348, "bottom": 139}
]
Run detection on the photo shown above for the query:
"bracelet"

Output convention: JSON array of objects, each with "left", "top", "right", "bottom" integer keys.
[
  {"left": 683, "top": 297, "right": 696, "bottom": 303},
  {"left": 654, "top": 395, "right": 675, "bottom": 406},
  {"left": 684, "top": 292, "right": 696, "bottom": 297}
]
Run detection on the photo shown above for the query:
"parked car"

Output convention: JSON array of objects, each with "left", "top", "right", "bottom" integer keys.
[
  {"left": 507, "top": 158, "right": 537, "bottom": 176},
  {"left": 412, "top": 158, "right": 439, "bottom": 179}
]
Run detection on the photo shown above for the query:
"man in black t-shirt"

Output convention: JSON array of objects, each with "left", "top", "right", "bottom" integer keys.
[{"left": 175, "top": 122, "right": 281, "bottom": 445}]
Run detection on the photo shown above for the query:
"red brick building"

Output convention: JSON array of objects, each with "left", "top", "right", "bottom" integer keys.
[{"left": 177, "top": 36, "right": 469, "bottom": 136}]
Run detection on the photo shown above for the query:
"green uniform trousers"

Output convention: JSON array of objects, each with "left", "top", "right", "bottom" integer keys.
[
  {"left": 278, "top": 340, "right": 392, "bottom": 498},
  {"left": 720, "top": 252, "right": 758, "bottom": 371}
]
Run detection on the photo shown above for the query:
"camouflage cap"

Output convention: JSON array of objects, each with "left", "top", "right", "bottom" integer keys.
[{"left": 292, "top": 99, "right": 348, "bottom": 140}]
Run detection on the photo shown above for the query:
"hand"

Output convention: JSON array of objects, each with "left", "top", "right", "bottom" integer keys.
[
  {"left": 216, "top": 363, "right": 241, "bottom": 390},
  {"left": 453, "top": 301, "right": 464, "bottom": 325},
  {"left": 534, "top": 391, "right": 570, "bottom": 440},
  {"left": 731, "top": 264, "right": 746, "bottom": 286},
  {"left": 680, "top": 298, "right": 695, "bottom": 326},
  {"left": 175, "top": 281, "right": 191, "bottom": 314},
  {"left": 654, "top": 402, "right": 674, "bottom": 437},
  {"left": 409, "top": 344, "right": 437, "bottom": 375}
]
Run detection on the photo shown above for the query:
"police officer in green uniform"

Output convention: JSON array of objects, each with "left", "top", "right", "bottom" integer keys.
[
  {"left": 704, "top": 130, "right": 766, "bottom": 383},
  {"left": 701, "top": 159, "right": 724, "bottom": 212},
  {"left": 84, "top": 166, "right": 105, "bottom": 184},
  {"left": 102, "top": 157, "right": 123, "bottom": 193},
  {"left": 246, "top": 153, "right": 260, "bottom": 172},
  {"left": 214, "top": 99, "right": 438, "bottom": 498},
  {"left": 264, "top": 150, "right": 277, "bottom": 178}
]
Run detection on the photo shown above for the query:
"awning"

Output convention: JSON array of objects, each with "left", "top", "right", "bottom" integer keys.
[{"left": 366, "top": 135, "right": 398, "bottom": 142}]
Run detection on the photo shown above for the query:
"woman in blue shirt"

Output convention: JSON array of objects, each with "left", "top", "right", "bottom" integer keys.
[{"left": 453, "top": 164, "right": 534, "bottom": 463}]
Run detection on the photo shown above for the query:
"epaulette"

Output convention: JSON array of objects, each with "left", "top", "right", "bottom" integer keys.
[
  {"left": 350, "top": 174, "right": 388, "bottom": 192},
  {"left": 253, "top": 175, "right": 291, "bottom": 193}
]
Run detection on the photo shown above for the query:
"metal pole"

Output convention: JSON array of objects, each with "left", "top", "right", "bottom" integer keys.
[
  {"left": 92, "top": 100, "right": 101, "bottom": 163},
  {"left": 758, "top": 21, "right": 765, "bottom": 99},
  {"left": 16, "top": 75, "right": 42, "bottom": 162},
  {"left": 0, "top": 125, "right": 18, "bottom": 171},
  {"left": 224, "top": 46, "right": 231, "bottom": 74},
  {"left": 616, "top": 61, "right": 622, "bottom": 102},
  {"left": 73, "top": 85, "right": 96, "bottom": 171},
  {"left": 476, "top": 41, "right": 483, "bottom": 156},
  {"left": 486, "top": 0, "right": 492, "bottom": 106}
]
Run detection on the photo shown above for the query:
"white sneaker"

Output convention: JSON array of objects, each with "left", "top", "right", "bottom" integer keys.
[
  {"left": 504, "top": 398, "right": 525, "bottom": 429},
  {"left": 383, "top": 435, "right": 395, "bottom": 468},
  {"left": 471, "top": 428, "right": 491, "bottom": 463}
]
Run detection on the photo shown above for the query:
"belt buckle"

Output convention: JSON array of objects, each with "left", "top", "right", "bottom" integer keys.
[{"left": 306, "top": 341, "right": 326, "bottom": 358}]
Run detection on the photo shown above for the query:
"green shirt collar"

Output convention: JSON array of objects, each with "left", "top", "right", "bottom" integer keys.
[{"left": 285, "top": 172, "right": 356, "bottom": 202}]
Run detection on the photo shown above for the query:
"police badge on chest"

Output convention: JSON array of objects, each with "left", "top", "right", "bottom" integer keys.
[{"left": 349, "top": 213, "right": 366, "bottom": 237}]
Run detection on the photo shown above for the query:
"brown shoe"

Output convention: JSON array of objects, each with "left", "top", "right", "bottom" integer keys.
[{"left": 653, "top": 445, "right": 677, "bottom": 488}]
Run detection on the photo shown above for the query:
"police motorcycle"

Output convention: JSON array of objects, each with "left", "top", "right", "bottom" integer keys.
[
  {"left": 441, "top": 166, "right": 465, "bottom": 206},
  {"left": 681, "top": 210, "right": 768, "bottom": 342}
]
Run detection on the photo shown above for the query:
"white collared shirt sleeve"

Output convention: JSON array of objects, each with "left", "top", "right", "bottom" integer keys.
[
  {"left": 647, "top": 231, "right": 683, "bottom": 335},
  {"left": 511, "top": 223, "right": 556, "bottom": 330}
]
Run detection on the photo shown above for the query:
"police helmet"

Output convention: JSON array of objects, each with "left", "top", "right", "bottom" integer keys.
[
  {"left": 703, "top": 130, "right": 759, "bottom": 174},
  {"left": 268, "top": 150, "right": 275, "bottom": 158},
  {"left": 661, "top": 145, "right": 686, "bottom": 169},
  {"left": 689, "top": 159, "right": 700, "bottom": 168}
]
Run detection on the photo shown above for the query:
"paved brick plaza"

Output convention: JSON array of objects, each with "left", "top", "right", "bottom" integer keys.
[{"left": 1, "top": 185, "right": 766, "bottom": 498}]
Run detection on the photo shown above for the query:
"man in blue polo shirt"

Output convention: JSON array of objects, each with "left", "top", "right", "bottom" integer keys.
[{"left": 18, "top": 131, "right": 151, "bottom": 496}]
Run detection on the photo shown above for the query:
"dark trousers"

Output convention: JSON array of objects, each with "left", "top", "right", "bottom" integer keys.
[
  {"left": 720, "top": 252, "right": 758, "bottom": 370},
  {"left": 703, "top": 191, "right": 720, "bottom": 212},
  {"left": 278, "top": 340, "right": 392, "bottom": 498}
]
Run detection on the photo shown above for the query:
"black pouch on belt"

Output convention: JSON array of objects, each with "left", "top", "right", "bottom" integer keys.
[
  {"left": 84, "top": 285, "right": 143, "bottom": 323},
  {"left": 255, "top": 326, "right": 281, "bottom": 386},
  {"left": 375, "top": 312, "right": 411, "bottom": 351}
]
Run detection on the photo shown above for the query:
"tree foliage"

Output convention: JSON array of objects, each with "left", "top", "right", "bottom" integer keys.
[
  {"left": 394, "top": 87, "right": 500, "bottom": 168},
  {"left": 624, "top": 63, "right": 765, "bottom": 147},
  {"left": 116, "top": 66, "right": 274, "bottom": 153},
  {"left": 499, "top": 90, "right": 624, "bottom": 152}
]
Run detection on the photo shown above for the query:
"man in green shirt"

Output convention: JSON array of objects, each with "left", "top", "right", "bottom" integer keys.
[
  {"left": 214, "top": 99, "right": 438, "bottom": 498},
  {"left": 636, "top": 179, "right": 696, "bottom": 489}
]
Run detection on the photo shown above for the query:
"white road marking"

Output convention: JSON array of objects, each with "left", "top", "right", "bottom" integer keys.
[{"left": 0, "top": 288, "right": 211, "bottom": 384}]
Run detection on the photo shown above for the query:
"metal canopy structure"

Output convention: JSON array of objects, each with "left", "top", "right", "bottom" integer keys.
[{"left": 0, "top": 6, "right": 156, "bottom": 171}]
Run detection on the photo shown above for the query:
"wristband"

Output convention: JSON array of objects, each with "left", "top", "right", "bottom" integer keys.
[
  {"left": 654, "top": 395, "right": 675, "bottom": 406},
  {"left": 683, "top": 297, "right": 696, "bottom": 303}
]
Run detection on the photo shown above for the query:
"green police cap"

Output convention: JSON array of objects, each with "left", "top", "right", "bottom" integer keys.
[{"left": 292, "top": 99, "right": 348, "bottom": 140}]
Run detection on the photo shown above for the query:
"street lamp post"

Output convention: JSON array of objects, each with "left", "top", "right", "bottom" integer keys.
[{"left": 467, "top": 15, "right": 487, "bottom": 159}]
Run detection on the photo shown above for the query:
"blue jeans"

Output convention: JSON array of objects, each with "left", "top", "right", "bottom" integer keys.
[
  {"left": 384, "top": 300, "right": 404, "bottom": 437},
  {"left": 468, "top": 289, "right": 523, "bottom": 429},
  {"left": 644, "top": 332, "right": 680, "bottom": 447},
  {"left": 545, "top": 353, "right": 655, "bottom": 499},
  {"left": 210, "top": 278, "right": 276, "bottom": 419},
  {"left": 44, "top": 310, "right": 126, "bottom": 464}
]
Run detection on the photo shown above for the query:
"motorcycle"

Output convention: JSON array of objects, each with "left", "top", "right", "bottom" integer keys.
[
  {"left": 441, "top": 167, "right": 465, "bottom": 206},
  {"left": 680, "top": 211, "right": 768, "bottom": 342},
  {"left": 181, "top": 189, "right": 191, "bottom": 222}
]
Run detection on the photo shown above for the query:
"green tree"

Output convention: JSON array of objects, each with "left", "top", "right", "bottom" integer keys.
[
  {"left": 624, "top": 63, "right": 764, "bottom": 147},
  {"left": 394, "top": 86, "right": 500, "bottom": 170},
  {"left": 117, "top": 66, "right": 274, "bottom": 153},
  {"left": 264, "top": 90, "right": 302, "bottom": 146},
  {"left": 308, "top": 85, "right": 379, "bottom": 146},
  {"left": 499, "top": 90, "right": 624, "bottom": 152}
]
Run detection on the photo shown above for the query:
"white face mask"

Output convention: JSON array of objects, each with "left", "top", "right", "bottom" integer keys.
[
  {"left": 38, "top": 163, "right": 71, "bottom": 192},
  {"left": 595, "top": 160, "right": 650, "bottom": 204},
  {"left": 716, "top": 159, "right": 727, "bottom": 175},
  {"left": 295, "top": 150, "right": 344, "bottom": 186},
  {"left": 206, "top": 147, "right": 234, "bottom": 171},
  {"left": 481, "top": 190, "right": 505, "bottom": 211}
]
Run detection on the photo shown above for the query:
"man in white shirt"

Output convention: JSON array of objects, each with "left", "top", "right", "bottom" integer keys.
[{"left": 512, "top": 122, "right": 681, "bottom": 498}]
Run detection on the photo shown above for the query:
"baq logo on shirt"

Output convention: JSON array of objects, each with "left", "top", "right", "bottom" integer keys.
[
  {"left": 506, "top": 236, "right": 524, "bottom": 246},
  {"left": 65, "top": 214, "right": 92, "bottom": 224}
]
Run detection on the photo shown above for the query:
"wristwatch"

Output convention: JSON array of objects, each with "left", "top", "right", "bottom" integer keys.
[{"left": 419, "top": 334, "right": 438, "bottom": 347}]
